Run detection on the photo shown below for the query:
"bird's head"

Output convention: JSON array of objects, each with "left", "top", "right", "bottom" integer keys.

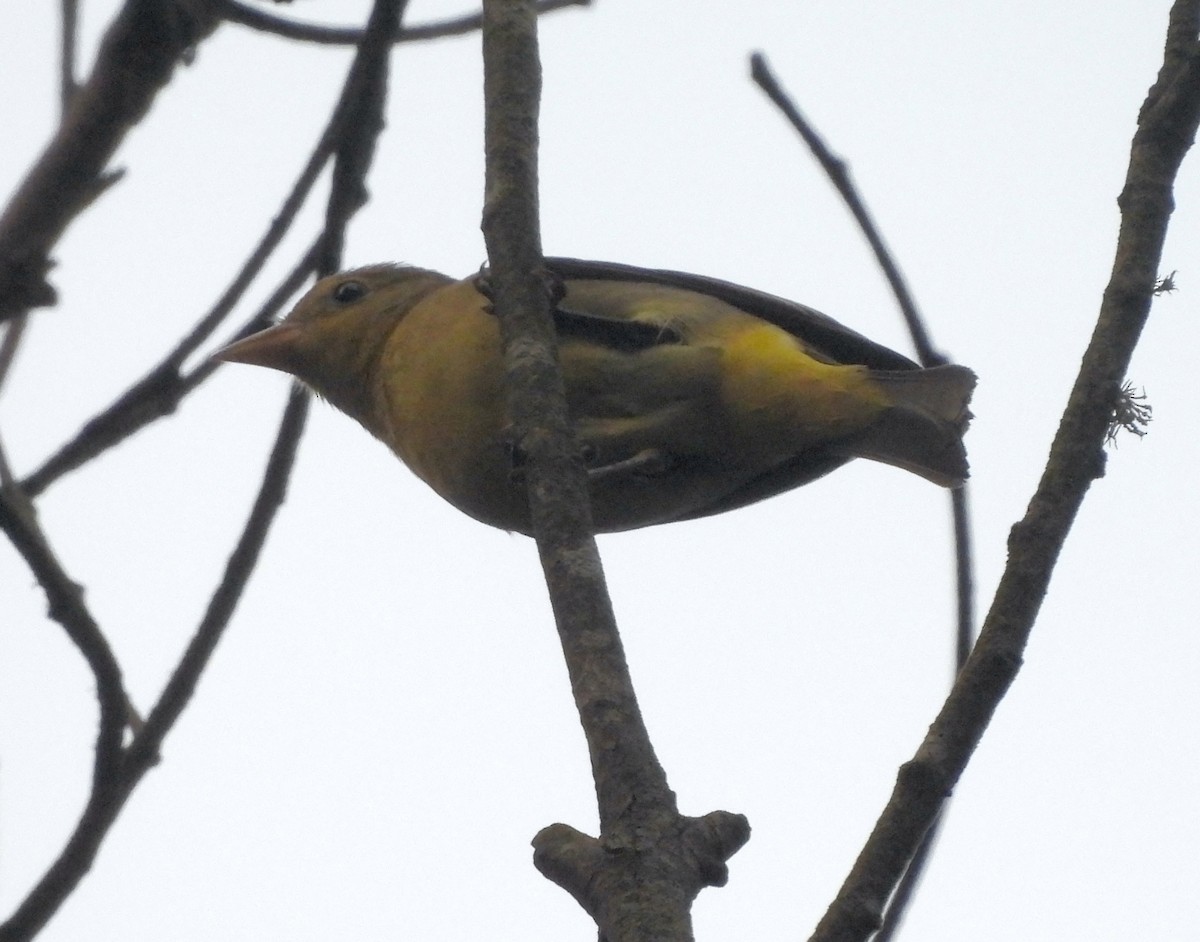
[{"left": 215, "top": 264, "right": 453, "bottom": 427}]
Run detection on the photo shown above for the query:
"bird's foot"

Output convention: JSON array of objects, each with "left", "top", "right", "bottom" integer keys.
[{"left": 472, "top": 265, "right": 566, "bottom": 316}]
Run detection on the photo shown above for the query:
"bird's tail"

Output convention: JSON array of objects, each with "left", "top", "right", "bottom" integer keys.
[{"left": 842, "top": 364, "right": 977, "bottom": 487}]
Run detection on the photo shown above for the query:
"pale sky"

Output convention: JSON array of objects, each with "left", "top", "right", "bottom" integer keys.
[{"left": 3, "top": 2, "right": 1198, "bottom": 940}]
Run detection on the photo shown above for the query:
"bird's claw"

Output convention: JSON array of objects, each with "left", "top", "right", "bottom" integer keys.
[
  {"left": 502, "top": 427, "right": 527, "bottom": 483},
  {"left": 472, "top": 265, "right": 566, "bottom": 317}
]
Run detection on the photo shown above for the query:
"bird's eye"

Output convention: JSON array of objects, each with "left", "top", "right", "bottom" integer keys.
[{"left": 332, "top": 280, "right": 367, "bottom": 303}]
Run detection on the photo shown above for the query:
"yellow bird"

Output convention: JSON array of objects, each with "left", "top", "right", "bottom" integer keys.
[{"left": 217, "top": 259, "right": 975, "bottom": 534}]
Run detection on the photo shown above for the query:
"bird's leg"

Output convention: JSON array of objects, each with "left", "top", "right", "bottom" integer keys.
[
  {"left": 586, "top": 448, "right": 672, "bottom": 481},
  {"left": 507, "top": 425, "right": 668, "bottom": 484}
]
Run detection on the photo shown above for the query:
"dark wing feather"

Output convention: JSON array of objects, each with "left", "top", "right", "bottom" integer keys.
[
  {"left": 672, "top": 450, "right": 852, "bottom": 523},
  {"left": 551, "top": 303, "right": 683, "bottom": 352},
  {"left": 544, "top": 257, "right": 919, "bottom": 371}
]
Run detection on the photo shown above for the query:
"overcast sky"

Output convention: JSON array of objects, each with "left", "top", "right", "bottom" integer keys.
[{"left": 3, "top": 2, "right": 1198, "bottom": 940}]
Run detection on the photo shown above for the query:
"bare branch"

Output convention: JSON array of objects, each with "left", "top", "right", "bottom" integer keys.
[
  {"left": 317, "top": 0, "right": 407, "bottom": 273},
  {"left": 0, "top": 385, "right": 308, "bottom": 942},
  {"left": 810, "top": 4, "right": 1200, "bottom": 939},
  {"left": 19, "top": 0, "right": 407, "bottom": 496},
  {"left": 481, "top": 3, "right": 746, "bottom": 940},
  {"left": 951, "top": 489, "right": 976, "bottom": 669},
  {"left": 750, "top": 53, "right": 945, "bottom": 368},
  {"left": 0, "top": 0, "right": 221, "bottom": 322},
  {"left": 124, "top": 387, "right": 309, "bottom": 774},
  {"left": 215, "top": 0, "right": 589, "bottom": 45},
  {"left": 19, "top": 243, "right": 319, "bottom": 497},
  {"left": 481, "top": 0, "right": 659, "bottom": 836},
  {"left": 0, "top": 2, "right": 404, "bottom": 935},
  {"left": 59, "top": 0, "right": 79, "bottom": 114},
  {"left": 0, "top": 314, "right": 24, "bottom": 486},
  {"left": 0, "top": 316, "right": 26, "bottom": 400},
  {"left": 750, "top": 50, "right": 979, "bottom": 937},
  {"left": 0, "top": 481, "right": 128, "bottom": 942}
]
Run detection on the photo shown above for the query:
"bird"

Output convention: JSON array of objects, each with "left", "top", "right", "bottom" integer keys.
[{"left": 216, "top": 258, "right": 975, "bottom": 534}]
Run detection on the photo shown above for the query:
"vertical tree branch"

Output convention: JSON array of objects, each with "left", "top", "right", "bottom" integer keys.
[
  {"left": 481, "top": 0, "right": 664, "bottom": 839},
  {"left": 810, "top": 4, "right": 1200, "bottom": 939},
  {"left": 480, "top": 4, "right": 747, "bottom": 939}
]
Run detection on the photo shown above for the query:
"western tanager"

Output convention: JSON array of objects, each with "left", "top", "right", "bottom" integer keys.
[{"left": 217, "top": 259, "right": 975, "bottom": 533}]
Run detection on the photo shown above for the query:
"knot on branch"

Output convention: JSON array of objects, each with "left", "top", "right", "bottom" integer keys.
[
  {"left": 679, "top": 810, "right": 751, "bottom": 888},
  {"left": 0, "top": 255, "right": 57, "bottom": 321},
  {"left": 530, "top": 810, "right": 750, "bottom": 931},
  {"left": 531, "top": 822, "right": 605, "bottom": 911}
]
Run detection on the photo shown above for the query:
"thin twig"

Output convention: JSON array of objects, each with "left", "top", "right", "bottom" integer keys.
[
  {"left": 124, "top": 0, "right": 404, "bottom": 816},
  {"left": 950, "top": 488, "right": 975, "bottom": 671},
  {"left": 124, "top": 387, "right": 310, "bottom": 774},
  {"left": 0, "top": 388, "right": 309, "bottom": 942},
  {"left": 215, "top": 0, "right": 588, "bottom": 45},
  {"left": 1, "top": 1, "right": 404, "bottom": 935},
  {"left": 20, "top": 0, "right": 409, "bottom": 497},
  {"left": 872, "top": 808, "right": 943, "bottom": 942},
  {"left": 750, "top": 51, "right": 978, "bottom": 939},
  {"left": 0, "top": 481, "right": 128, "bottom": 942},
  {"left": 59, "top": 0, "right": 79, "bottom": 114},
  {"left": 0, "top": 315, "right": 26, "bottom": 398},
  {"left": 0, "top": 314, "right": 29, "bottom": 487},
  {"left": 872, "top": 492, "right": 975, "bottom": 942},
  {"left": 808, "top": 2, "right": 1200, "bottom": 938},
  {"left": 20, "top": 244, "right": 321, "bottom": 497},
  {"left": 317, "top": 0, "right": 407, "bottom": 273},
  {"left": 750, "top": 53, "right": 943, "bottom": 367}
]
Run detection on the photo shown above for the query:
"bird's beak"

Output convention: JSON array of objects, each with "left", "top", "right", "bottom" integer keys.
[{"left": 214, "top": 323, "right": 304, "bottom": 373}]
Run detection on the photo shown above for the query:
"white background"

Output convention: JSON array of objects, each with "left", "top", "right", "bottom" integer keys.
[{"left": 2, "top": 2, "right": 1197, "bottom": 940}]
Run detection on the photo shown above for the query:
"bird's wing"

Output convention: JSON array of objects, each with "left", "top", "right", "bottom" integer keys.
[
  {"left": 543, "top": 257, "right": 920, "bottom": 371},
  {"left": 672, "top": 449, "right": 853, "bottom": 522},
  {"left": 550, "top": 301, "right": 683, "bottom": 352}
]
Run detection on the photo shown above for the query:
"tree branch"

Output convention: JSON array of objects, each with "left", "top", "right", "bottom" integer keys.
[
  {"left": 20, "top": 245, "right": 319, "bottom": 497},
  {"left": 0, "top": 0, "right": 222, "bottom": 322},
  {"left": 19, "top": 0, "right": 407, "bottom": 496},
  {"left": 810, "top": 3, "right": 1200, "bottom": 939},
  {"left": 750, "top": 52, "right": 945, "bottom": 368},
  {"left": 0, "top": 386, "right": 308, "bottom": 942},
  {"left": 751, "top": 51, "right": 979, "bottom": 938},
  {"left": 123, "top": 387, "right": 310, "bottom": 775},
  {"left": 480, "top": 3, "right": 747, "bottom": 940},
  {"left": 59, "top": 0, "right": 79, "bottom": 113},
  {"left": 0, "top": 1, "right": 404, "bottom": 936},
  {"left": 0, "top": 488, "right": 130, "bottom": 942},
  {"left": 215, "top": 0, "right": 588, "bottom": 45}
]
